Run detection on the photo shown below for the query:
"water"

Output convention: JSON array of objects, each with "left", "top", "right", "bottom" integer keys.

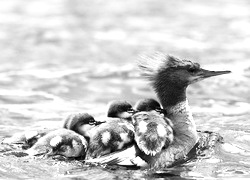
[{"left": 0, "top": 0, "right": 250, "bottom": 179}]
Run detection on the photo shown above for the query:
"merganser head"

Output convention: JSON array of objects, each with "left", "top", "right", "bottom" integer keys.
[
  {"left": 26, "top": 129, "right": 88, "bottom": 158},
  {"left": 138, "top": 52, "right": 231, "bottom": 107},
  {"left": 134, "top": 98, "right": 166, "bottom": 115},
  {"left": 107, "top": 100, "right": 136, "bottom": 119},
  {"left": 63, "top": 113, "right": 105, "bottom": 139},
  {"left": 138, "top": 52, "right": 231, "bottom": 87}
]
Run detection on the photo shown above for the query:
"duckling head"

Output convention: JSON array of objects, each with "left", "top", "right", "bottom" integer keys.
[
  {"left": 107, "top": 100, "right": 136, "bottom": 119},
  {"left": 63, "top": 113, "right": 105, "bottom": 139},
  {"left": 134, "top": 98, "right": 166, "bottom": 115}
]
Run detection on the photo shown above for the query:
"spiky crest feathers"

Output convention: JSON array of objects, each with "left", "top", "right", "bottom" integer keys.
[{"left": 137, "top": 52, "right": 199, "bottom": 79}]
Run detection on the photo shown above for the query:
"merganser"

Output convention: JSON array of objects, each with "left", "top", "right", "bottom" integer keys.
[
  {"left": 85, "top": 52, "right": 230, "bottom": 169},
  {"left": 26, "top": 129, "right": 88, "bottom": 158}
]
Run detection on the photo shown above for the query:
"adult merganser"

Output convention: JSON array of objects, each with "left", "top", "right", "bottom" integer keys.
[
  {"left": 85, "top": 52, "right": 230, "bottom": 169},
  {"left": 26, "top": 128, "right": 88, "bottom": 158}
]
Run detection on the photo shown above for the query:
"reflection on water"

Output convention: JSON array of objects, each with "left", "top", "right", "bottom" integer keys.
[{"left": 1, "top": 0, "right": 250, "bottom": 179}]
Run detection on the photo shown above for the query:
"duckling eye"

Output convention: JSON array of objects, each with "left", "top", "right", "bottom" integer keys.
[{"left": 88, "top": 120, "right": 96, "bottom": 125}]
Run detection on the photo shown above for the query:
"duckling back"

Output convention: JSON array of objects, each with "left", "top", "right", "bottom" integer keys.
[
  {"left": 133, "top": 111, "right": 173, "bottom": 156},
  {"left": 87, "top": 118, "right": 134, "bottom": 158}
]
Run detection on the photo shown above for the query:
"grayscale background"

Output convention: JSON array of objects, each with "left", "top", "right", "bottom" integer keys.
[{"left": 0, "top": 0, "right": 250, "bottom": 179}]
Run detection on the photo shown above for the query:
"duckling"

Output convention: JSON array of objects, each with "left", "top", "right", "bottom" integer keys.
[
  {"left": 84, "top": 52, "right": 230, "bottom": 169},
  {"left": 26, "top": 129, "right": 88, "bottom": 159},
  {"left": 134, "top": 98, "right": 166, "bottom": 115},
  {"left": 2, "top": 129, "right": 51, "bottom": 150},
  {"left": 86, "top": 100, "right": 135, "bottom": 158},
  {"left": 133, "top": 98, "right": 174, "bottom": 156}
]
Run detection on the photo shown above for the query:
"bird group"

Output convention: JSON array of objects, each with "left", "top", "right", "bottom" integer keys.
[{"left": 1, "top": 52, "right": 230, "bottom": 169}]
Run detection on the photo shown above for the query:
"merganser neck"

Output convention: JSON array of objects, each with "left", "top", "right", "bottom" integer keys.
[{"left": 150, "top": 79, "right": 198, "bottom": 168}]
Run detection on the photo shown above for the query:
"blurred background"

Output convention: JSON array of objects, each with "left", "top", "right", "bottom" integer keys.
[{"left": 0, "top": 0, "right": 250, "bottom": 179}]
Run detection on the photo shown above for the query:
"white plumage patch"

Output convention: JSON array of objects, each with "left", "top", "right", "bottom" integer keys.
[
  {"left": 157, "top": 124, "right": 167, "bottom": 137},
  {"left": 101, "top": 131, "right": 111, "bottom": 145},
  {"left": 50, "top": 136, "right": 62, "bottom": 147},
  {"left": 138, "top": 121, "right": 148, "bottom": 134},
  {"left": 79, "top": 136, "right": 88, "bottom": 149},
  {"left": 117, "top": 112, "right": 132, "bottom": 119},
  {"left": 117, "top": 133, "right": 130, "bottom": 150},
  {"left": 120, "top": 133, "right": 130, "bottom": 143}
]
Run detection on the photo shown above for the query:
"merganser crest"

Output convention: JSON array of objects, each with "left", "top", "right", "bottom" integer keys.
[{"left": 138, "top": 52, "right": 200, "bottom": 79}]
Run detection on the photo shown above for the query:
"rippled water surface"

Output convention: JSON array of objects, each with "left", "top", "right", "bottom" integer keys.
[{"left": 0, "top": 0, "right": 250, "bottom": 179}]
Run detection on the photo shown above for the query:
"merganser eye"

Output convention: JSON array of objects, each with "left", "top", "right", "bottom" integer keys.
[{"left": 188, "top": 67, "right": 196, "bottom": 73}]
